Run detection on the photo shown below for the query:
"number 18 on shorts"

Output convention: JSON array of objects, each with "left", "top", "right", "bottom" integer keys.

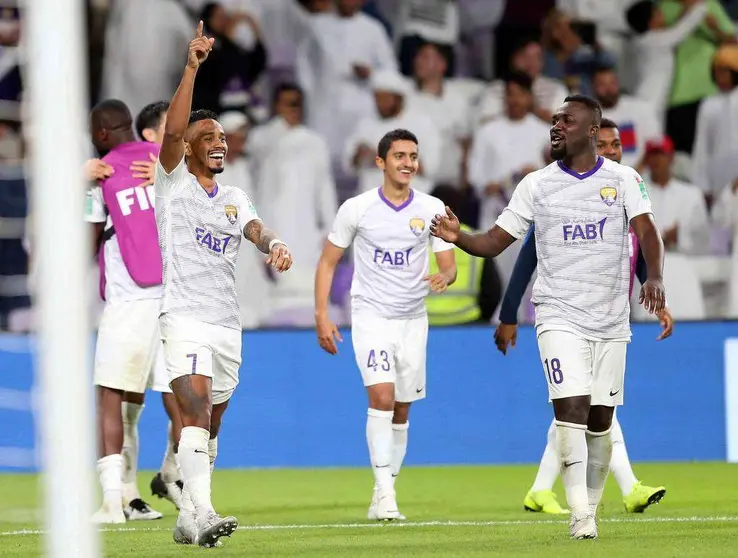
[
  {"left": 536, "top": 330, "right": 627, "bottom": 406},
  {"left": 351, "top": 314, "right": 428, "bottom": 403}
]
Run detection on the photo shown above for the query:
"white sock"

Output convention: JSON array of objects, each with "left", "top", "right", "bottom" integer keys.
[
  {"left": 160, "top": 422, "right": 180, "bottom": 483},
  {"left": 175, "top": 454, "right": 196, "bottom": 516},
  {"left": 555, "top": 420, "right": 589, "bottom": 517},
  {"left": 366, "top": 408, "right": 394, "bottom": 491},
  {"left": 178, "top": 426, "right": 214, "bottom": 519},
  {"left": 391, "top": 421, "right": 409, "bottom": 487},
  {"left": 609, "top": 417, "right": 637, "bottom": 497},
  {"left": 97, "top": 454, "right": 124, "bottom": 512},
  {"left": 531, "top": 419, "right": 560, "bottom": 492},
  {"left": 208, "top": 437, "right": 218, "bottom": 476},
  {"left": 586, "top": 428, "right": 613, "bottom": 515},
  {"left": 121, "top": 402, "right": 144, "bottom": 503}
]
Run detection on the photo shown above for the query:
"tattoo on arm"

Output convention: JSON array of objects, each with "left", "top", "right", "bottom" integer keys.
[{"left": 244, "top": 219, "right": 281, "bottom": 254}]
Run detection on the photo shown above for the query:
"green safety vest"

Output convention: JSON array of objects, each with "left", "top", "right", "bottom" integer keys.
[{"left": 425, "top": 224, "right": 484, "bottom": 325}]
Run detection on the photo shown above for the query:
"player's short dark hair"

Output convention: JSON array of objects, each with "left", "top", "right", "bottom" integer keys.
[
  {"left": 505, "top": 71, "right": 534, "bottom": 92},
  {"left": 510, "top": 36, "right": 540, "bottom": 59},
  {"left": 564, "top": 94, "right": 603, "bottom": 126},
  {"left": 188, "top": 109, "right": 219, "bottom": 126},
  {"left": 600, "top": 117, "right": 618, "bottom": 130},
  {"left": 135, "top": 101, "right": 169, "bottom": 140},
  {"left": 592, "top": 64, "right": 617, "bottom": 80},
  {"left": 377, "top": 129, "right": 418, "bottom": 160},
  {"left": 626, "top": 1, "right": 655, "bottom": 35},
  {"left": 90, "top": 99, "right": 132, "bottom": 129}
]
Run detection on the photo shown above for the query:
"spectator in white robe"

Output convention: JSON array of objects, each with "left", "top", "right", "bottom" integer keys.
[
  {"left": 468, "top": 72, "right": 549, "bottom": 229},
  {"left": 343, "top": 70, "right": 442, "bottom": 194},
  {"left": 249, "top": 83, "right": 339, "bottom": 327},
  {"left": 642, "top": 136, "right": 710, "bottom": 255},
  {"left": 296, "top": 0, "right": 398, "bottom": 162},
  {"left": 406, "top": 42, "right": 472, "bottom": 188},
  {"left": 692, "top": 45, "right": 738, "bottom": 202},
  {"left": 101, "top": 0, "right": 192, "bottom": 119}
]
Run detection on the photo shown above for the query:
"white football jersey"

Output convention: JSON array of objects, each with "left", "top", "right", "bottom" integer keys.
[
  {"left": 328, "top": 188, "right": 453, "bottom": 319},
  {"left": 154, "top": 157, "right": 259, "bottom": 330},
  {"left": 496, "top": 157, "right": 653, "bottom": 341}
]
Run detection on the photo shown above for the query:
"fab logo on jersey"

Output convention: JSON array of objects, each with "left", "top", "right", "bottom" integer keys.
[
  {"left": 373, "top": 248, "right": 412, "bottom": 268},
  {"left": 600, "top": 186, "right": 617, "bottom": 207},
  {"left": 409, "top": 218, "right": 425, "bottom": 237},
  {"left": 562, "top": 217, "right": 607, "bottom": 244},
  {"left": 195, "top": 227, "right": 232, "bottom": 254},
  {"left": 224, "top": 204, "right": 238, "bottom": 225}
]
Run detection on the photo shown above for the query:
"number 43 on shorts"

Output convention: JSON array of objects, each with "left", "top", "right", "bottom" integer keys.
[
  {"left": 367, "top": 349, "right": 390, "bottom": 372},
  {"left": 545, "top": 357, "right": 563, "bottom": 385}
]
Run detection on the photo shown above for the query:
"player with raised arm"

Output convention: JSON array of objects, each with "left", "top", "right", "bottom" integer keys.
[
  {"left": 431, "top": 95, "right": 666, "bottom": 540},
  {"left": 315, "top": 129, "right": 456, "bottom": 521},
  {"left": 155, "top": 21, "right": 292, "bottom": 547},
  {"left": 495, "top": 119, "right": 671, "bottom": 516}
]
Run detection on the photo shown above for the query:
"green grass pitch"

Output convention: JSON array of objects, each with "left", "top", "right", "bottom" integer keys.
[{"left": 1, "top": 463, "right": 736, "bottom": 557}]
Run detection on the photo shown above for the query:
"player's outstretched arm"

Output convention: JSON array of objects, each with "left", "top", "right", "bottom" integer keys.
[
  {"left": 631, "top": 213, "right": 666, "bottom": 314},
  {"left": 160, "top": 21, "right": 214, "bottom": 173},
  {"left": 430, "top": 207, "right": 517, "bottom": 258},
  {"left": 314, "top": 241, "right": 344, "bottom": 355},
  {"left": 244, "top": 219, "right": 292, "bottom": 272}
]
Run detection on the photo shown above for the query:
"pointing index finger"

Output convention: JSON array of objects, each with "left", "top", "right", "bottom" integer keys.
[{"left": 196, "top": 20, "right": 204, "bottom": 38}]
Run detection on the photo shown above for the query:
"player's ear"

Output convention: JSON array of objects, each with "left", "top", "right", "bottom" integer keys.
[
  {"left": 375, "top": 156, "right": 385, "bottom": 171},
  {"left": 184, "top": 141, "right": 192, "bottom": 157},
  {"left": 142, "top": 128, "right": 155, "bottom": 143}
]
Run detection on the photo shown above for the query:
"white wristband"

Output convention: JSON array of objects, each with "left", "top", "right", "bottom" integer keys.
[{"left": 268, "top": 239, "right": 285, "bottom": 251}]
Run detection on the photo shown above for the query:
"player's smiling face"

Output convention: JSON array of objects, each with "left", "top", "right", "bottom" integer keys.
[
  {"left": 377, "top": 140, "right": 418, "bottom": 186},
  {"left": 186, "top": 119, "right": 227, "bottom": 175},
  {"left": 550, "top": 102, "right": 594, "bottom": 161}
]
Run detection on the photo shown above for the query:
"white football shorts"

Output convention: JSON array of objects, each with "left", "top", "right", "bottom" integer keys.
[
  {"left": 536, "top": 329, "right": 627, "bottom": 406},
  {"left": 351, "top": 313, "right": 428, "bottom": 403},
  {"left": 159, "top": 314, "right": 241, "bottom": 405},
  {"left": 94, "top": 298, "right": 169, "bottom": 394}
]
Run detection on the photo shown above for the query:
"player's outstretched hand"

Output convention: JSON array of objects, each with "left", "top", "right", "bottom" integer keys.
[
  {"left": 656, "top": 307, "right": 674, "bottom": 341},
  {"left": 83, "top": 158, "right": 113, "bottom": 182},
  {"left": 494, "top": 323, "right": 517, "bottom": 355},
  {"left": 187, "top": 21, "right": 214, "bottom": 70},
  {"left": 130, "top": 152, "right": 157, "bottom": 186},
  {"left": 638, "top": 278, "right": 666, "bottom": 315},
  {"left": 430, "top": 206, "right": 461, "bottom": 243},
  {"left": 316, "top": 314, "right": 343, "bottom": 355},
  {"left": 423, "top": 273, "right": 450, "bottom": 293},
  {"left": 266, "top": 243, "right": 292, "bottom": 273}
]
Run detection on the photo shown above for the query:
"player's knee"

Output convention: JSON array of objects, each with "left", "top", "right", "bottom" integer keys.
[
  {"left": 393, "top": 402, "right": 411, "bottom": 424},
  {"left": 367, "top": 383, "right": 395, "bottom": 411},
  {"left": 552, "top": 395, "right": 590, "bottom": 425},
  {"left": 587, "top": 405, "right": 614, "bottom": 433}
]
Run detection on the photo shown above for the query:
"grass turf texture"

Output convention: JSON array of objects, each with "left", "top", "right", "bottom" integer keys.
[{"left": 0, "top": 463, "right": 736, "bottom": 557}]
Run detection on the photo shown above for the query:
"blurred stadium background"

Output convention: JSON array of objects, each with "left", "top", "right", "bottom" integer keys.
[{"left": 2, "top": 0, "right": 738, "bottom": 556}]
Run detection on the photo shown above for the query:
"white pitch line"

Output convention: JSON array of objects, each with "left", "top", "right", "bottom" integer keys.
[{"left": 2, "top": 515, "right": 738, "bottom": 537}]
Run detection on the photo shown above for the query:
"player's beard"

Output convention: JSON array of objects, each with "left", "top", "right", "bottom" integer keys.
[
  {"left": 208, "top": 166, "right": 225, "bottom": 174},
  {"left": 549, "top": 143, "right": 566, "bottom": 161}
]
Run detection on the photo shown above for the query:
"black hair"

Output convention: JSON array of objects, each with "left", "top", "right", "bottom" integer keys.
[
  {"left": 272, "top": 82, "right": 304, "bottom": 110},
  {"left": 377, "top": 129, "right": 418, "bottom": 160},
  {"left": 564, "top": 94, "right": 603, "bottom": 125},
  {"left": 599, "top": 117, "right": 618, "bottom": 130},
  {"left": 90, "top": 99, "right": 132, "bottom": 130},
  {"left": 135, "top": 101, "right": 169, "bottom": 140},
  {"left": 510, "top": 37, "right": 540, "bottom": 57},
  {"left": 188, "top": 109, "right": 219, "bottom": 126},
  {"left": 592, "top": 64, "right": 617, "bottom": 79},
  {"left": 505, "top": 71, "right": 534, "bottom": 92},
  {"left": 626, "top": 1, "right": 655, "bottom": 35}
]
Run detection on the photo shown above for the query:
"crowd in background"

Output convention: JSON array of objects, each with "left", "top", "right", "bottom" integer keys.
[{"left": 1, "top": 0, "right": 738, "bottom": 331}]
